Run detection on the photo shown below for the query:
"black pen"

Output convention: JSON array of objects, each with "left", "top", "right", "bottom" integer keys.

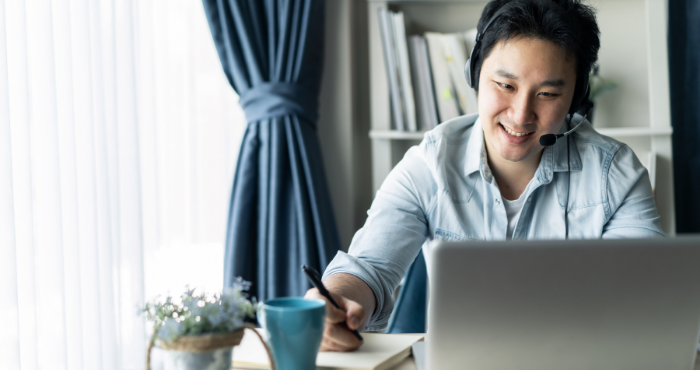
[{"left": 302, "top": 265, "right": 363, "bottom": 341}]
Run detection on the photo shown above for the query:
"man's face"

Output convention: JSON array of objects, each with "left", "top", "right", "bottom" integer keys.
[{"left": 478, "top": 36, "right": 577, "bottom": 164}]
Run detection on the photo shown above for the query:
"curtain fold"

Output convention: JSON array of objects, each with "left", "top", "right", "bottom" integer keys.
[
  {"left": 202, "top": 0, "right": 341, "bottom": 301},
  {"left": 668, "top": 1, "right": 700, "bottom": 233}
]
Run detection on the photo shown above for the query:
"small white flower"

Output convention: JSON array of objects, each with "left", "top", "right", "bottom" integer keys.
[{"left": 158, "top": 319, "right": 183, "bottom": 341}]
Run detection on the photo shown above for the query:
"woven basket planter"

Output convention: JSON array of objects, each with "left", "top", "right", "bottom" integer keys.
[{"left": 147, "top": 323, "right": 275, "bottom": 370}]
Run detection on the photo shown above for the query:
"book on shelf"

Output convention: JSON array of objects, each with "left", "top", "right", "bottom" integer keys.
[
  {"left": 391, "top": 11, "right": 418, "bottom": 132},
  {"left": 378, "top": 8, "right": 406, "bottom": 131},
  {"left": 441, "top": 30, "right": 479, "bottom": 116},
  {"left": 424, "top": 32, "right": 461, "bottom": 124},
  {"left": 461, "top": 29, "right": 479, "bottom": 113},
  {"left": 423, "top": 30, "right": 479, "bottom": 123},
  {"left": 407, "top": 35, "right": 439, "bottom": 131}
]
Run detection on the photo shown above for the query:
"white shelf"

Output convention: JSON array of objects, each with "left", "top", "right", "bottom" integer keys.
[
  {"left": 369, "top": 126, "right": 673, "bottom": 140},
  {"left": 596, "top": 126, "right": 673, "bottom": 137},
  {"left": 369, "top": 130, "right": 425, "bottom": 140}
]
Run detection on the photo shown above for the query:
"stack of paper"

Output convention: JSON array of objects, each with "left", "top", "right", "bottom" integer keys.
[{"left": 232, "top": 330, "right": 424, "bottom": 370}]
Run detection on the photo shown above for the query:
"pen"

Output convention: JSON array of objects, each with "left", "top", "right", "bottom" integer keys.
[{"left": 302, "top": 265, "right": 364, "bottom": 341}]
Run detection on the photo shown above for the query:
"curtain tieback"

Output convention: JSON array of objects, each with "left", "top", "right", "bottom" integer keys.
[{"left": 239, "top": 82, "right": 318, "bottom": 127}]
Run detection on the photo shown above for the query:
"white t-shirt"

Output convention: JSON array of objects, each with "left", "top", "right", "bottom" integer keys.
[{"left": 502, "top": 178, "right": 537, "bottom": 240}]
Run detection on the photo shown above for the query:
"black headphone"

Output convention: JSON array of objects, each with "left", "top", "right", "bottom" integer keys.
[{"left": 464, "top": 1, "right": 592, "bottom": 116}]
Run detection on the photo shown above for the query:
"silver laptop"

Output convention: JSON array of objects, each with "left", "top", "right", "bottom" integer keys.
[{"left": 426, "top": 237, "right": 700, "bottom": 370}]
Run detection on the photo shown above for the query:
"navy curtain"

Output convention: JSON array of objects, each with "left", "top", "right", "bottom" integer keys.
[
  {"left": 668, "top": 1, "right": 700, "bottom": 233},
  {"left": 202, "top": 0, "right": 341, "bottom": 301}
]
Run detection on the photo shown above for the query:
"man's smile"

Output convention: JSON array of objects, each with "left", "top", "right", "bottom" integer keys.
[{"left": 499, "top": 123, "right": 535, "bottom": 137}]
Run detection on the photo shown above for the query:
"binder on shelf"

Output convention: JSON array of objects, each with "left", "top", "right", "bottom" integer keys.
[
  {"left": 442, "top": 32, "right": 478, "bottom": 116},
  {"left": 461, "top": 29, "right": 479, "bottom": 113},
  {"left": 391, "top": 11, "right": 418, "bottom": 132},
  {"left": 425, "top": 32, "right": 461, "bottom": 123},
  {"left": 408, "top": 35, "right": 439, "bottom": 131},
  {"left": 378, "top": 8, "right": 406, "bottom": 131}
]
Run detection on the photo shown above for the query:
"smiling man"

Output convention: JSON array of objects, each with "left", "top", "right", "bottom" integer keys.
[{"left": 306, "top": 0, "right": 665, "bottom": 352}]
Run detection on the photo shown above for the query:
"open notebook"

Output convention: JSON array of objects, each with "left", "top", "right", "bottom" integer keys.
[{"left": 232, "top": 330, "right": 423, "bottom": 370}]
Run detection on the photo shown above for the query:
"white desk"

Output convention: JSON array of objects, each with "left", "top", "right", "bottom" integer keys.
[
  {"left": 390, "top": 356, "right": 417, "bottom": 370},
  {"left": 231, "top": 335, "right": 700, "bottom": 370},
  {"left": 232, "top": 351, "right": 700, "bottom": 369},
  {"left": 390, "top": 351, "right": 700, "bottom": 370}
]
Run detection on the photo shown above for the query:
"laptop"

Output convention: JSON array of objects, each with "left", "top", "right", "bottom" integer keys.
[{"left": 425, "top": 237, "right": 700, "bottom": 370}]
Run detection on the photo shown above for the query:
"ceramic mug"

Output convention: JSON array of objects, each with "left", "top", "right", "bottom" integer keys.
[{"left": 260, "top": 297, "right": 326, "bottom": 370}]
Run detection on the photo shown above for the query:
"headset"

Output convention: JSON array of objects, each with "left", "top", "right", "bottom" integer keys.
[{"left": 464, "top": 0, "right": 595, "bottom": 238}]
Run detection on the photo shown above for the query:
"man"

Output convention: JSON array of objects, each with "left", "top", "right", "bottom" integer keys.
[{"left": 306, "top": 0, "right": 664, "bottom": 352}]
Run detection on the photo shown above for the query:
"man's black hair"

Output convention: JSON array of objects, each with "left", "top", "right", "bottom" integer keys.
[{"left": 473, "top": 0, "right": 601, "bottom": 93}]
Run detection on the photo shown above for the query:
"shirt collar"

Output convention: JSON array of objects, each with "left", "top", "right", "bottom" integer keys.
[
  {"left": 463, "top": 117, "right": 582, "bottom": 183},
  {"left": 550, "top": 119, "right": 582, "bottom": 173},
  {"left": 464, "top": 118, "right": 485, "bottom": 177}
]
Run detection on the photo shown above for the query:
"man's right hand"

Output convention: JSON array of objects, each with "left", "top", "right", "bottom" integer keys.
[{"left": 304, "top": 288, "right": 366, "bottom": 352}]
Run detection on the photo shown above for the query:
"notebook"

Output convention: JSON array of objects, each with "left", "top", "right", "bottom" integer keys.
[{"left": 232, "top": 329, "right": 423, "bottom": 370}]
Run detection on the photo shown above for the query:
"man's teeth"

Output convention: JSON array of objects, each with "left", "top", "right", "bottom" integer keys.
[{"left": 502, "top": 124, "right": 533, "bottom": 137}]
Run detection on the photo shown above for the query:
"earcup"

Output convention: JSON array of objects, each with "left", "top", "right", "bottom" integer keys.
[
  {"left": 465, "top": 40, "right": 480, "bottom": 89},
  {"left": 464, "top": 56, "right": 473, "bottom": 88},
  {"left": 568, "top": 71, "right": 591, "bottom": 115}
]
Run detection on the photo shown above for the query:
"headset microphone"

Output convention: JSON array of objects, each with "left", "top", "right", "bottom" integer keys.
[
  {"left": 538, "top": 115, "right": 584, "bottom": 146},
  {"left": 539, "top": 100, "right": 594, "bottom": 147}
]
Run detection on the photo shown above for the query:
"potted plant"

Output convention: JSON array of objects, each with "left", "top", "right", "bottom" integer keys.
[
  {"left": 584, "top": 64, "right": 618, "bottom": 124},
  {"left": 142, "top": 279, "right": 275, "bottom": 370}
]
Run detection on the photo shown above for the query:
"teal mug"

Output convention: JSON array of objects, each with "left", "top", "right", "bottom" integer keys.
[{"left": 260, "top": 297, "right": 326, "bottom": 370}]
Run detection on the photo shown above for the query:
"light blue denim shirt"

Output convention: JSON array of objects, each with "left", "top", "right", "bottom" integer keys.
[{"left": 323, "top": 114, "right": 665, "bottom": 330}]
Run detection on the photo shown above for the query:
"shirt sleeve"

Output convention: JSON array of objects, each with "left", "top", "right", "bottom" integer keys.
[
  {"left": 322, "top": 144, "right": 436, "bottom": 330},
  {"left": 602, "top": 144, "right": 666, "bottom": 238}
]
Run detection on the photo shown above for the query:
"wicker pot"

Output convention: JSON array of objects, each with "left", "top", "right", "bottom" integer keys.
[
  {"left": 147, "top": 324, "right": 274, "bottom": 370},
  {"left": 162, "top": 347, "right": 233, "bottom": 370}
]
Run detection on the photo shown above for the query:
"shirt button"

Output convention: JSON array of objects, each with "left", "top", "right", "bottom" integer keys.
[{"left": 495, "top": 198, "right": 500, "bottom": 205}]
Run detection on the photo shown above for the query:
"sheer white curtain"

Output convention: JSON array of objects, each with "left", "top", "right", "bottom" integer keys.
[{"left": 0, "top": 0, "right": 245, "bottom": 369}]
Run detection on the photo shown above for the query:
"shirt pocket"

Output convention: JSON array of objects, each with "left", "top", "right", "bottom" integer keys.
[{"left": 434, "top": 227, "right": 480, "bottom": 242}]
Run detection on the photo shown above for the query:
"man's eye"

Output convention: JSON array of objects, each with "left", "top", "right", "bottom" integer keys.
[
  {"left": 499, "top": 83, "right": 514, "bottom": 90},
  {"left": 538, "top": 92, "right": 559, "bottom": 97}
]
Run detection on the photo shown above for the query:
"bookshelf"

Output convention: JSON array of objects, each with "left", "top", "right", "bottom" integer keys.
[{"left": 367, "top": 0, "right": 676, "bottom": 234}]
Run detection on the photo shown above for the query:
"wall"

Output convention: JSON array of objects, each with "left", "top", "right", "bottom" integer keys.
[{"left": 318, "top": 0, "right": 373, "bottom": 251}]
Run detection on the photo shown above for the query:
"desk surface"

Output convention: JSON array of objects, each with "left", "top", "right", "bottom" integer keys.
[
  {"left": 231, "top": 342, "right": 700, "bottom": 370},
  {"left": 392, "top": 352, "right": 700, "bottom": 370}
]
